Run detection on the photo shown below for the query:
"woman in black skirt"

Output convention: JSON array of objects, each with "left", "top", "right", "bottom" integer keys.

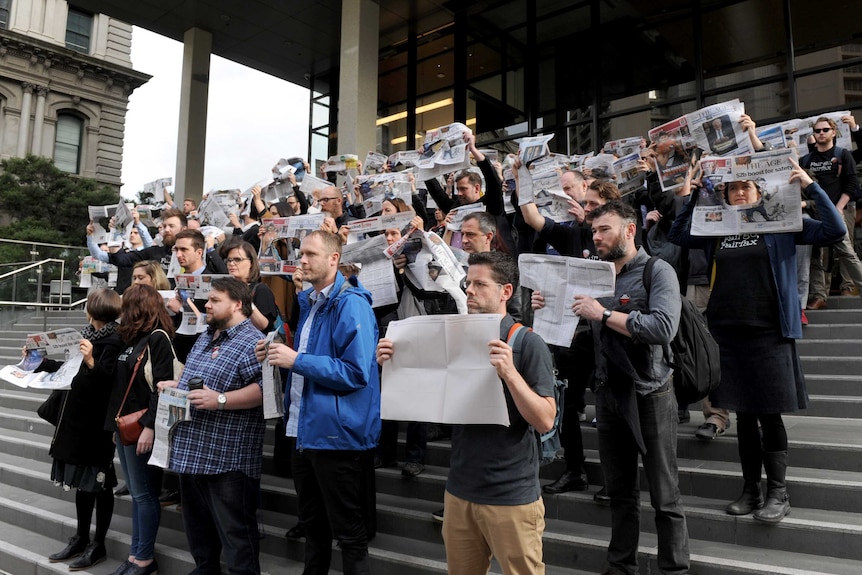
[
  {"left": 42, "top": 288, "right": 124, "bottom": 568},
  {"left": 670, "top": 157, "right": 846, "bottom": 524}
]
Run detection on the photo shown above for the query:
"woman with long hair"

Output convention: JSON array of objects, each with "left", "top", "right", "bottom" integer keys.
[
  {"left": 42, "top": 289, "right": 123, "bottom": 569},
  {"left": 105, "top": 284, "right": 177, "bottom": 575}
]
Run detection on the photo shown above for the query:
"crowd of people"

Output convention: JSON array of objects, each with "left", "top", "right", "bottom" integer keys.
[{"left": 39, "top": 111, "right": 861, "bottom": 575}]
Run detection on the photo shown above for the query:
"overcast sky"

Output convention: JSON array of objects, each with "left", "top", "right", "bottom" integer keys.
[{"left": 120, "top": 27, "right": 310, "bottom": 201}]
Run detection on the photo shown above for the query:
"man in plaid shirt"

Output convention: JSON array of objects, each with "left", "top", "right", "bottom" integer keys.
[{"left": 164, "top": 276, "right": 265, "bottom": 575}]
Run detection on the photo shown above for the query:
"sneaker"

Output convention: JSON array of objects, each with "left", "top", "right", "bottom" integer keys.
[
  {"left": 593, "top": 486, "right": 610, "bottom": 504},
  {"left": 801, "top": 310, "right": 809, "bottom": 326},
  {"left": 431, "top": 507, "right": 444, "bottom": 522},
  {"left": 695, "top": 422, "right": 726, "bottom": 441},
  {"left": 401, "top": 462, "right": 425, "bottom": 478}
]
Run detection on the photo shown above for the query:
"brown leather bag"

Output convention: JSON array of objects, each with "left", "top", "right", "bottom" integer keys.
[{"left": 115, "top": 349, "right": 147, "bottom": 446}]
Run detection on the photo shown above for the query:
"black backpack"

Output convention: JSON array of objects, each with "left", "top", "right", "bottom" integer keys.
[{"left": 643, "top": 257, "right": 721, "bottom": 405}]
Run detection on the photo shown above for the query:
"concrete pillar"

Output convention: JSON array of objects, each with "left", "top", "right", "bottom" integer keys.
[
  {"left": 31, "top": 86, "right": 48, "bottom": 155},
  {"left": 337, "top": 0, "right": 379, "bottom": 156},
  {"left": 16, "top": 82, "right": 33, "bottom": 157},
  {"left": 174, "top": 27, "right": 211, "bottom": 208}
]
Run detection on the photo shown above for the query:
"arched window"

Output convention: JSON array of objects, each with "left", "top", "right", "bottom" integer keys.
[{"left": 54, "top": 113, "right": 83, "bottom": 173}]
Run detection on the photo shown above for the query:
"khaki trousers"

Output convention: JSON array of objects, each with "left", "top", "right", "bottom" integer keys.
[{"left": 442, "top": 490, "right": 545, "bottom": 575}]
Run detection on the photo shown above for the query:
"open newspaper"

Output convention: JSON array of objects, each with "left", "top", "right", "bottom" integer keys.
[
  {"left": 445, "top": 202, "right": 487, "bottom": 231},
  {"left": 649, "top": 99, "right": 750, "bottom": 192},
  {"left": 341, "top": 234, "right": 399, "bottom": 308},
  {"left": 324, "top": 154, "right": 360, "bottom": 173},
  {"left": 345, "top": 213, "right": 414, "bottom": 241},
  {"left": 519, "top": 254, "right": 616, "bottom": 347},
  {"left": 80, "top": 256, "right": 117, "bottom": 288},
  {"left": 364, "top": 151, "right": 388, "bottom": 174},
  {"left": 415, "top": 122, "right": 473, "bottom": 180},
  {"left": 196, "top": 197, "right": 232, "bottom": 230},
  {"left": 389, "top": 150, "right": 421, "bottom": 171},
  {"left": 604, "top": 137, "right": 643, "bottom": 157},
  {"left": 613, "top": 152, "right": 646, "bottom": 196},
  {"left": 0, "top": 347, "right": 83, "bottom": 390},
  {"left": 384, "top": 228, "right": 468, "bottom": 314},
  {"left": 693, "top": 148, "right": 803, "bottom": 236},
  {"left": 757, "top": 110, "right": 852, "bottom": 151},
  {"left": 148, "top": 387, "right": 190, "bottom": 469},
  {"left": 380, "top": 314, "right": 509, "bottom": 425},
  {"left": 143, "top": 177, "right": 172, "bottom": 203},
  {"left": 355, "top": 172, "right": 413, "bottom": 216}
]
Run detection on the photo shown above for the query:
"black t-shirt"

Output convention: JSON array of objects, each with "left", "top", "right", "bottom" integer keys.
[
  {"left": 250, "top": 282, "right": 281, "bottom": 334},
  {"left": 707, "top": 233, "right": 778, "bottom": 329},
  {"left": 805, "top": 147, "right": 858, "bottom": 205},
  {"left": 446, "top": 315, "right": 555, "bottom": 506}
]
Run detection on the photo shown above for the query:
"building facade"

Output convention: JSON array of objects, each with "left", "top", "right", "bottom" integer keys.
[{"left": 0, "top": 0, "right": 148, "bottom": 188}]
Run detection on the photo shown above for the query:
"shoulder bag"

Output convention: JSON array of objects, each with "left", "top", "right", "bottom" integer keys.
[{"left": 115, "top": 349, "right": 147, "bottom": 446}]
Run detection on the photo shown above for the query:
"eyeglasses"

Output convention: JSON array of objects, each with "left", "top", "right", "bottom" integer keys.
[
  {"left": 813, "top": 128, "right": 832, "bottom": 134},
  {"left": 319, "top": 197, "right": 340, "bottom": 203},
  {"left": 225, "top": 257, "right": 250, "bottom": 265}
]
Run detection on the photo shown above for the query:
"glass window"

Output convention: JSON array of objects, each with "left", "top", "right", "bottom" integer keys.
[
  {"left": 65, "top": 7, "right": 92, "bottom": 54},
  {"left": 0, "top": 0, "right": 10, "bottom": 29},
  {"left": 54, "top": 114, "right": 83, "bottom": 173},
  {"left": 700, "top": 0, "right": 786, "bottom": 79}
]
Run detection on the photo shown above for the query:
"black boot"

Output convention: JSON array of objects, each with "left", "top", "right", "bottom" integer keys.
[
  {"left": 542, "top": 467, "right": 588, "bottom": 494},
  {"left": 48, "top": 535, "right": 89, "bottom": 562},
  {"left": 726, "top": 482, "right": 763, "bottom": 515},
  {"left": 754, "top": 450, "right": 790, "bottom": 524},
  {"left": 68, "top": 541, "right": 107, "bottom": 571},
  {"left": 726, "top": 436, "right": 764, "bottom": 515}
]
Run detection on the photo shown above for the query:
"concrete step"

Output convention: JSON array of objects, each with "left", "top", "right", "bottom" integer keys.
[
  {"left": 796, "top": 339, "right": 862, "bottom": 355},
  {"left": 804, "top": 374, "right": 862, "bottom": 396},
  {"left": 806, "top": 296, "right": 862, "bottom": 309},
  {"left": 805, "top": 309, "right": 862, "bottom": 324},
  {"left": 801, "top": 323, "right": 862, "bottom": 339},
  {"left": 800, "top": 356, "right": 862, "bottom": 376}
]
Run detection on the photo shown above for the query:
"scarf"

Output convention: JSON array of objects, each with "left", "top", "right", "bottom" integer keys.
[{"left": 80, "top": 321, "right": 118, "bottom": 342}]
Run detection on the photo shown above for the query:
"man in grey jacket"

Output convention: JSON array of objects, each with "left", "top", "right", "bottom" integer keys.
[{"left": 572, "top": 201, "right": 689, "bottom": 575}]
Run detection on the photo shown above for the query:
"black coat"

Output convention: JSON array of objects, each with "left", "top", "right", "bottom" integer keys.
[{"left": 43, "top": 333, "right": 123, "bottom": 466}]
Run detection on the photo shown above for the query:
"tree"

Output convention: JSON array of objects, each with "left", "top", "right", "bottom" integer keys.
[
  {"left": 0, "top": 156, "right": 119, "bottom": 294},
  {"left": 0, "top": 155, "right": 119, "bottom": 246}
]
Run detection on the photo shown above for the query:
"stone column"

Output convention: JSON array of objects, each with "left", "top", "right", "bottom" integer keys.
[
  {"left": 16, "top": 82, "right": 33, "bottom": 157},
  {"left": 337, "top": 0, "right": 379, "bottom": 156},
  {"left": 31, "top": 86, "right": 48, "bottom": 155},
  {"left": 174, "top": 27, "right": 211, "bottom": 207}
]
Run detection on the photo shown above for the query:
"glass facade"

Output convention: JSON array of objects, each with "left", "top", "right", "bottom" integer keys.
[{"left": 369, "top": 0, "right": 862, "bottom": 157}]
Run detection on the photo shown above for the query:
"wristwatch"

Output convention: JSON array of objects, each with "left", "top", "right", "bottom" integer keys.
[
  {"left": 217, "top": 393, "right": 227, "bottom": 410},
  {"left": 601, "top": 309, "right": 613, "bottom": 325}
]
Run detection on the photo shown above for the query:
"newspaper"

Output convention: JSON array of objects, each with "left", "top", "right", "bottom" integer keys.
[
  {"left": 209, "top": 190, "right": 241, "bottom": 217},
  {"left": 584, "top": 153, "right": 617, "bottom": 180},
  {"left": 519, "top": 254, "right": 616, "bottom": 347},
  {"left": 346, "top": 213, "right": 415, "bottom": 237},
  {"left": 88, "top": 204, "right": 119, "bottom": 244},
  {"left": 112, "top": 201, "right": 135, "bottom": 231},
  {"left": 364, "top": 151, "right": 388, "bottom": 174},
  {"left": 148, "top": 387, "right": 190, "bottom": 469},
  {"left": 613, "top": 152, "right": 646, "bottom": 196},
  {"left": 134, "top": 204, "right": 162, "bottom": 227},
  {"left": 143, "top": 177, "right": 172, "bottom": 202},
  {"left": 445, "top": 202, "right": 487, "bottom": 231},
  {"left": 26, "top": 328, "right": 81, "bottom": 353},
  {"left": 790, "top": 111, "right": 852, "bottom": 150},
  {"left": 196, "top": 197, "right": 231, "bottom": 230},
  {"left": 0, "top": 348, "right": 83, "bottom": 390},
  {"left": 604, "top": 137, "right": 643, "bottom": 157},
  {"left": 324, "top": 154, "right": 360, "bottom": 173},
  {"left": 568, "top": 152, "right": 594, "bottom": 171},
  {"left": 389, "top": 150, "right": 421, "bottom": 171},
  {"left": 755, "top": 121, "right": 788, "bottom": 150},
  {"left": 413, "top": 122, "right": 473, "bottom": 181},
  {"left": 260, "top": 331, "right": 284, "bottom": 420},
  {"left": 174, "top": 274, "right": 231, "bottom": 300},
  {"left": 380, "top": 313, "right": 509, "bottom": 425},
  {"left": 299, "top": 174, "right": 333, "bottom": 197},
  {"left": 518, "top": 134, "right": 554, "bottom": 166},
  {"left": 516, "top": 137, "right": 556, "bottom": 202},
  {"left": 649, "top": 99, "right": 751, "bottom": 192},
  {"left": 341, "top": 235, "right": 399, "bottom": 308},
  {"left": 272, "top": 158, "right": 298, "bottom": 181},
  {"left": 261, "top": 214, "right": 325, "bottom": 241},
  {"left": 693, "top": 148, "right": 803, "bottom": 236}
]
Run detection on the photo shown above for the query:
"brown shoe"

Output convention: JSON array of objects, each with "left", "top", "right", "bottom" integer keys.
[
  {"left": 840, "top": 288, "right": 857, "bottom": 296},
  {"left": 807, "top": 297, "right": 827, "bottom": 310}
]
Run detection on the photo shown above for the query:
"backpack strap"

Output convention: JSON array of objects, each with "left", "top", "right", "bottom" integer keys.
[
  {"left": 506, "top": 322, "right": 531, "bottom": 362},
  {"left": 641, "top": 256, "right": 673, "bottom": 364}
]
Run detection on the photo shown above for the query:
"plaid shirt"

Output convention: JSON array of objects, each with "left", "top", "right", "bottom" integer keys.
[{"left": 169, "top": 318, "right": 265, "bottom": 477}]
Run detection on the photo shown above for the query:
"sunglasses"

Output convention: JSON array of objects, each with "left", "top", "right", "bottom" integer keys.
[{"left": 813, "top": 128, "right": 832, "bottom": 134}]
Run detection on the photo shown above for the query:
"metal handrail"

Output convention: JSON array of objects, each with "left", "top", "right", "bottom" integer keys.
[
  {"left": 0, "top": 299, "right": 88, "bottom": 308},
  {"left": 0, "top": 238, "right": 88, "bottom": 250},
  {"left": 0, "top": 258, "right": 66, "bottom": 281}
]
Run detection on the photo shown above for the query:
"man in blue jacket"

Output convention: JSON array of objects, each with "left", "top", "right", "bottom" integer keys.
[{"left": 258, "top": 230, "right": 380, "bottom": 575}]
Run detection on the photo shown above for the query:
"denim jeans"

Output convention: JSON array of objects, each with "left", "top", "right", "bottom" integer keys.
[
  {"left": 117, "top": 443, "right": 161, "bottom": 561},
  {"left": 293, "top": 449, "right": 370, "bottom": 575},
  {"left": 596, "top": 384, "right": 690, "bottom": 575},
  {"left": 179, "top": 471, "right": 261, "bottom": 575}
]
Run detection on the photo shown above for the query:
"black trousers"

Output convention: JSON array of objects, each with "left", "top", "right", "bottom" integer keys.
[{"left": 293, "top": 448, "right": 371, "bottom": 575}]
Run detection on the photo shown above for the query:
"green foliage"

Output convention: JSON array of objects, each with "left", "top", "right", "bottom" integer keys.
[{"left": 0, "top": 155, "right": 119, "bottom": 247}]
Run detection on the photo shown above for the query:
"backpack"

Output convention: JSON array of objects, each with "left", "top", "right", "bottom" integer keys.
[
  {"left": 642, "top": 257, "right": 721, "bottom": 406},
  {"left": 507, "top": 323, "right": 567, "bottom": 466}
]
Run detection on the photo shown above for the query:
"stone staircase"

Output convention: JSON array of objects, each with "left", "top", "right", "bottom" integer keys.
[{"left": 0, "top": 301, "right": 861, "bottom": 574}]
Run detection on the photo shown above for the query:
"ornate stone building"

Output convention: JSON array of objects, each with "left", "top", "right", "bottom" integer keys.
[{"left": 0, "top": 0, "right": 149, "bottom": 189}]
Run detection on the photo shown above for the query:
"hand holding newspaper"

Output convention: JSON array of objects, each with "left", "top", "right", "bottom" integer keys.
[
  {"left": 260, "top": 331, "right": 284, "bottom": 420},
  {"left": 148, "top": 387, "right": 190, "bottom": 469}
]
